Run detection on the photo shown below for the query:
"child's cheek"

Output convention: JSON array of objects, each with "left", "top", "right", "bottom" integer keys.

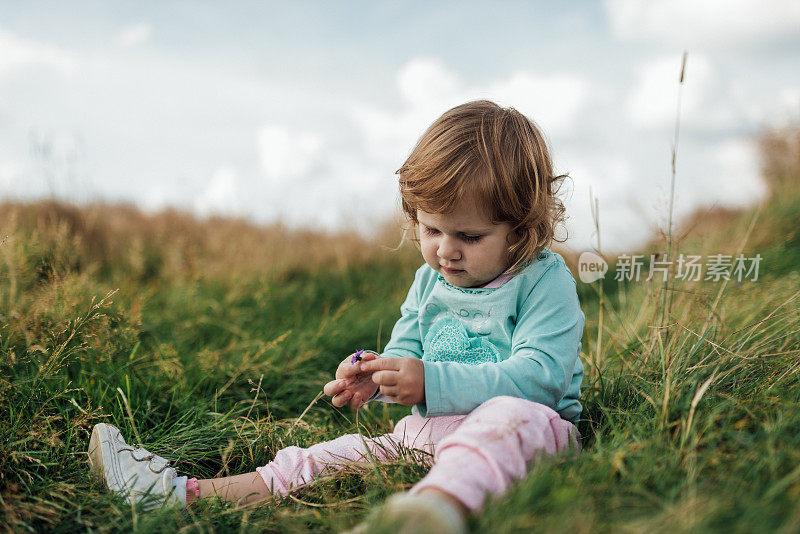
[{"left": 421, "top": 242, "right": 436, "bottom": 266}]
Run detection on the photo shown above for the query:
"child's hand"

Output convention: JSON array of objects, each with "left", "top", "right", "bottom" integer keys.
[
  {"left": 323, "top": 352, "right": 379, "bottom": 409},
  {"left": 359, "top": 357, "right": 425, "bottom": 406}
]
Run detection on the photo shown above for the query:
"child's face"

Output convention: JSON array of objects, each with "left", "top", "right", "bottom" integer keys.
[{"left": 417, "top": 196, "right": 516, "bottom": 288}]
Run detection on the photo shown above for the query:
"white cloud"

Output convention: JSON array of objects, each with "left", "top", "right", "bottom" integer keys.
[
  {"left": 139, "top": 182, "right": 174, "bottom": 213},
  {"left": 626, "top": 52, "right": 796, "bottom": 135},
  {"left": 0, "top": 159, "right": 24, "bottom": 191},
  {"left": 0, "top": 29, "right": 78, "bottom": 76},
  {"left": 397, "top": 57, "right": 462, "bottom": 108},
  {"left": 627, "top": 54, "right": 692, "bottom": 127},
  {"left": 115, "top": 23, "right": 152, "bottom": 48},
  {"left": 560, "top": 156, "right": 658, "bottom": 253},
  {"left": 484, "top": 72, "right": 588, "bottom": 135},
  {"left": 351, "top": 101, "right": 445, "bottom": 168},
  {"left": 195, "top": 167, "right": 239, "bottom": 216},
  {"left": 253, "top": 123, "right": 397, "bottom": 231},
  {"left": 777, "top": 88, "right": 800, "bottom": 124},
  {"left": 628, "top": 138, "right": 766, "bottom": 241},
  {"left": 352, "top": 57, "right": 590, "bottom": 169},
  {"left": 705, "top": 138, "right": 766, "bottom": 206},
  {"left": 257, "top": 125, "right": 325, "bottom": 183},
  {"left": 626, "top": 54, "right": 736, "bottom": 129},
  {"left": 352, "top": 58, "right": 466, "bottom": 164},
  {"left": 604, "top": 0, "right": 800, "bottom": 46}
]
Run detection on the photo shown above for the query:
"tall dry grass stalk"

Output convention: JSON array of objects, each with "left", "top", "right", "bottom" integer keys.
[
  {"left": 589, "top": 187, "right": 604, "bottom": 366},
  {"left": 660, "top": 51, "right": 688, "bottom": 330}
]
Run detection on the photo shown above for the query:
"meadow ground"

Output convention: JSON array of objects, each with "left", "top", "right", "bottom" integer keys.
[{"left": 1, "top": 128, "right": 799, "bottom": 533}]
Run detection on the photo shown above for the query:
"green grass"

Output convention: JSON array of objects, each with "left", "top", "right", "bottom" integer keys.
[{"left": 2, "top": 130, "right": 800, "bottom": 533}]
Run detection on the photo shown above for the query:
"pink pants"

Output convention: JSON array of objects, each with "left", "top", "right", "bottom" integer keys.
[{"left": 256, "top": 396, "right": 580, "bottom": 513}]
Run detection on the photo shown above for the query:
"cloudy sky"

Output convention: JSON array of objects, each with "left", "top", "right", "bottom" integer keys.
[{"left": 1, "top": 0, "right": 799, "bottom": 252}]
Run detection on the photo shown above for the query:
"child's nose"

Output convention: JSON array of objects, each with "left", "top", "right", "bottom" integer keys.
[{"left": 437, "top": 237, "right": 462, "bottom": 261}]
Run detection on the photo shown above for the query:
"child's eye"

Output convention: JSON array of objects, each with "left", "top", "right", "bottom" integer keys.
[
  {"left": 422, "top": 226, "right": 481, "bottom": 243},
  {"left": 462, "top": 234, "right": 482, "bottom": 244}
]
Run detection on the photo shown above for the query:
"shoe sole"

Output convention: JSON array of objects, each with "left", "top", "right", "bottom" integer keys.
[
  {"left": 88, "top": 424, "right": 103, "bottom": 477},
  {"left": 88, "top": 423, "right": 120, "bottom": 489}
]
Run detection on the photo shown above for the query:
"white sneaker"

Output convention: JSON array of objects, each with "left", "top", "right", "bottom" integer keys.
[{"left": 88, "top": 423, "right": 186, "bottom": 509}]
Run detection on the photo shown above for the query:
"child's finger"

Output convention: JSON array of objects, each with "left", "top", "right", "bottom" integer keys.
[
  {"left": 371, "top": 370, "right": 398, "bottom": 386},
  {"left": 349, "top": 392, "right": 363, "bottom": 410},
  {"left": 338, "top": 364, "right": 364, "bottom": 378},
  {"left": 360, "top": 357, "right": 402, "bottom": 373},
  {"left": 331, "top": 389, "right": 353, "bottom": 408},
  {"left": 323, "top": 379, "right": 347, "bottom": 397},
  {"left": 360, "top": 352, "right": 379, "bottom": 362},
  {"left": 379, "top": 385, "right": 399, "bottom": 398}
]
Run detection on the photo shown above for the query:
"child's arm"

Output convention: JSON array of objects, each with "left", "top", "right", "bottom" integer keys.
[
  {"left": 359, "top": 266, "right": 428, "bottom": 404},
  {"left": 415, "top": 263, "right": 584, "bottom": 420},
  {"left": 377, "top": 266, "right": 425, "bottom": 360},
  {"left": 323, "top": 266, "right": 427, "bottom": 409}
]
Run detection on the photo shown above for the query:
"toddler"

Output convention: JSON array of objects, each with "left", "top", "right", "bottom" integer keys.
[{"left": 88, "top": 100, "right": 585, "bottom": 533}]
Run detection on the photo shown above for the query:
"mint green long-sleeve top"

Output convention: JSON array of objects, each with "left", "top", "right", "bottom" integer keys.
[{"left": 375, "top": 248, "right": 585, "bottom": 423}]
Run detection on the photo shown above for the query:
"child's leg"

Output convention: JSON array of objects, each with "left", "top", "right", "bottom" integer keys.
[
  {"left": 189, "top": 430, "right": 404, "bottom": 506},
  {"left": 252, "top": 412, "right": 454, "bottom": 500},
  {"left": 196, "top": 472, "right": 272, "bottom": 505},
  {"left": 191, "top": 413, "right": 465, "bottom": 506},
  {"left": 409, "top": 396, "right": 580, "bottom": 514}
]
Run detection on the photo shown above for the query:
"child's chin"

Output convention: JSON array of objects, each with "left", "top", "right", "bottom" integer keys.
[{"left": 444, "top": 274, "right": 478, "bottom": 287}]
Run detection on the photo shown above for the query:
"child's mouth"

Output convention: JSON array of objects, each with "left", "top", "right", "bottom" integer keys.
[{"left": 442, "top": 266, "right": 465, "bottom": 275}]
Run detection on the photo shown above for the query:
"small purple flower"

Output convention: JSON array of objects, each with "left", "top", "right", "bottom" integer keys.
[{"left": 350, "top": 349, "right": 365, "bottom": 364}]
